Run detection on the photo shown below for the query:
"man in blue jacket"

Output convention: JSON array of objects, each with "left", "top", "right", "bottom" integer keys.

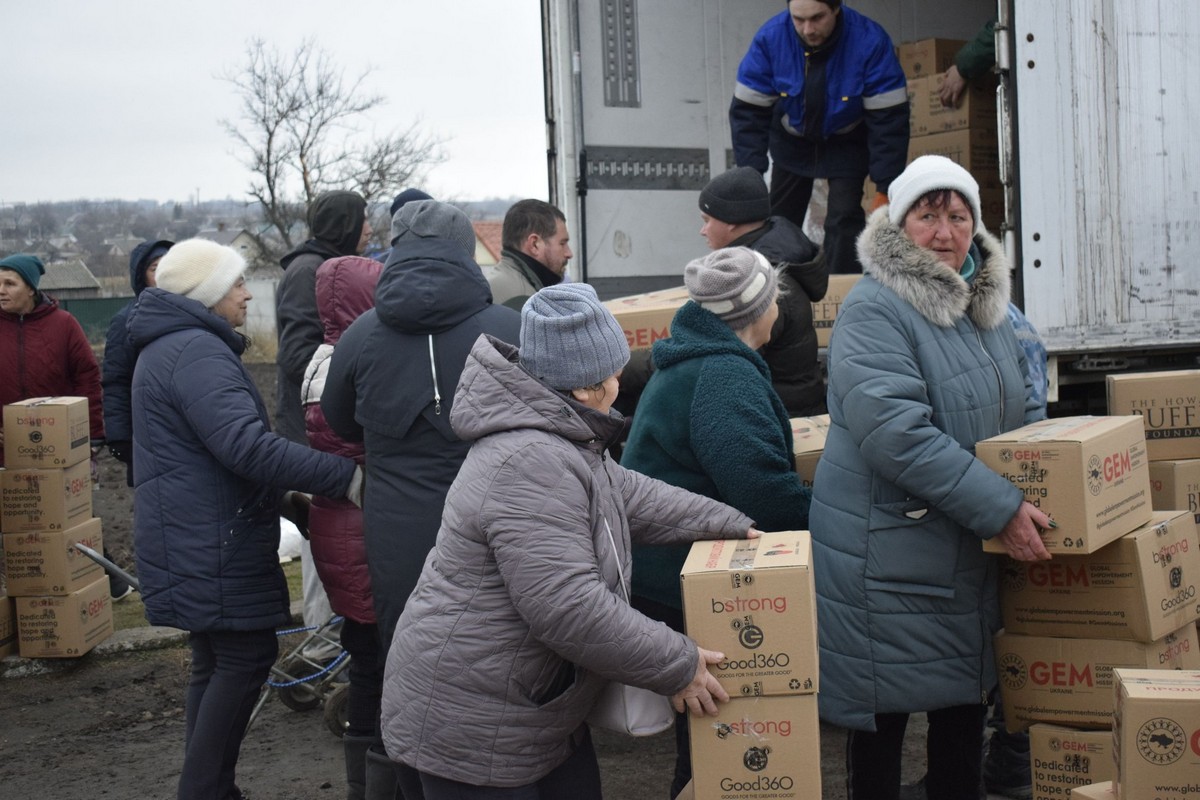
[{"left": 731, "top": 0, "right": 908, "bottom": 274}]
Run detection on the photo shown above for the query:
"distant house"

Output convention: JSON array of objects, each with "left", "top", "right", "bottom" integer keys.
[
  {"left": 196, "top": 227, "right": 266, "bottom": 269},
  {"left": 40, "top": 258, "right": 103, "bottom": 300},
  {"left": 472, "top": 221, "right": 502, "bottom": 266}
]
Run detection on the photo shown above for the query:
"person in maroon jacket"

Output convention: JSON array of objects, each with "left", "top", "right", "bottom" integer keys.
[
  {"left": 300, "top": 254, "right": 384, "bottom": 800},
  {"left": 0, "top": 253, "right": 104, "bottom": 461}
]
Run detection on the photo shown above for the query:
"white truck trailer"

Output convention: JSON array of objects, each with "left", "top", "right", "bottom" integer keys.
[{"left": 540, "top": 0, "right": 1200, "bottom": 408}]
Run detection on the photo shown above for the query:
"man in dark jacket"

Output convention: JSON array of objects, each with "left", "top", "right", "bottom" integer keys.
[
  {"left": 103, "top": 239, "right": 173, "bottom": 483},
  {"left": 322, "top": 199, "right": 520, "bottom": 797},
  {"left": 276, "top": 190, "right": 370, "bottom": 444},
  {"left": 699, "top": 167, "right": 827, "bottom": 416},
  {"left": 731, "top": 0, "right": 908, "bottom": 274},
  {"left": 483, "top": 199, "right": 571, "bottom": 309}
]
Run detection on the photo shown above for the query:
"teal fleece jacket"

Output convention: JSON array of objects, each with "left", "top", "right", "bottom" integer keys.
[{"left": 621, "top": 301, "right": 812, "bottom": 610}]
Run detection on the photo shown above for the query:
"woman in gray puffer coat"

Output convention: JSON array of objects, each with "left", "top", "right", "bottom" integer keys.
[
  {"left": 380, "top": 284, "right": 756, "bottom": 799},
  {"left": 810, "top": 156, "right": 1053, "bottom": 800}
]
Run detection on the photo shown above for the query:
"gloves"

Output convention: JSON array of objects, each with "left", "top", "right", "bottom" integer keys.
[
  {"left": 346, "top": 465, "right": 365, "bottom": 509},
  {"left": 870, "top": 191, "right": 889, "bottom": 212},
  {"left": 108, "top": 440, "right": 133, "bottom": 464},
  {"left": 280, "top": 490, "right": 312, "bottom": 539}
]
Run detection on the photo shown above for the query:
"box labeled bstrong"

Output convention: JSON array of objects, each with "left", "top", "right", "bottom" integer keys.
[
  {"left": 978, "top": 416, "right": 1152, "bottom": 554},
  {"left": 2, "top": 396, "right": 90, "bottom": 468},
  {"left": 681, "top": 532, "right": 817, "bottom": 697}
]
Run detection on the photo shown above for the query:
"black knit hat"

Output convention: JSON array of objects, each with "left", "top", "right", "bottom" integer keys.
[{"left": 699, "top": 167, "right": 770, "bottom": 224}]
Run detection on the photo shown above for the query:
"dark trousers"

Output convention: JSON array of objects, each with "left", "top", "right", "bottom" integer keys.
[
  {"left": 846, "top": 704, "right": 988, "bottom": 800},
  {"left": 770, "top": 168, "right": 867, "bottom": 274},
  {"left": 414, "top": 727, "right": 602, "bottom": 800},
  {"left": 180, "top": 628, "right": 278, "bottom": 800},
  {"left": 630, "top": 595, "right": 691, "bottom": 799},
  {"left": 340, "top": 618, "right": 384, "bottom": 739}
]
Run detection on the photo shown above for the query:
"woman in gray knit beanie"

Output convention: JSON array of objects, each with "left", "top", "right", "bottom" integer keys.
[{"left": 378, "top": 282, "right": 761, "bottom": 797}]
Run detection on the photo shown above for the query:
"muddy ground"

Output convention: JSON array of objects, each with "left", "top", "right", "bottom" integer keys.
[{"left": 0, "top": 362, "right": 938, "bottom": 799}]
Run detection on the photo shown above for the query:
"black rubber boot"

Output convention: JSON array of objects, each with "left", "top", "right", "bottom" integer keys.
[
  {"left": 343, "top": 735, "right": 373, "bottom": 800},
  {"left": 365, "top": 747, "right": 401, "bottom": 800}
]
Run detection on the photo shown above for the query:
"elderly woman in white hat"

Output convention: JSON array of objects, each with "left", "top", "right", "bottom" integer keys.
[
  {"left": 810, "top": 155, "right": 1052, "bottom": 799},
  {"left": 127, "top": 239, "right": 362, "bottom": 800}
]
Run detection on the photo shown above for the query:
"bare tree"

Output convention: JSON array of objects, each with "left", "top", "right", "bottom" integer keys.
[{"left": 221, "top": 38, "right": 443, "bottom": 255}]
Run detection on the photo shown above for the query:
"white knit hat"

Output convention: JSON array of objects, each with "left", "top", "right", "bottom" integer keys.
[
  {"left": 887, "top": 155, "right": 983, "bottom": 234},
  {"left": 155, "top": 239, "right": 247, "bottom": 308}
]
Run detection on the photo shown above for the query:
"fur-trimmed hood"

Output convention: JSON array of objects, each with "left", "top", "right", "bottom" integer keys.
[{"left": 856, "top": 207, "right": 1010, "bottom": 329}]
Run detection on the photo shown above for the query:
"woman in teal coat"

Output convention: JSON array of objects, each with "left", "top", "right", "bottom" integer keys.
[{"left": 810, "top": 156, "right": 1052, "bottom": 800}]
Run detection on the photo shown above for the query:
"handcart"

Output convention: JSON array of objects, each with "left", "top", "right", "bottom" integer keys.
[{"left": 73, "top": 542, "right": 352, "bottom": 737}]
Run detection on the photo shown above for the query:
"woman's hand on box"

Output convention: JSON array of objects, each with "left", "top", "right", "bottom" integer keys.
[
  {"left": 994, "top": 501, "right": 1053, "bottom": 562},
  {"left": 671, "top": 646, "right": 730, "bottom": 716}
]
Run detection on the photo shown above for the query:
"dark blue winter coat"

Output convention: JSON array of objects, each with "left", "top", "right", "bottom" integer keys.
[
  {"left": 128, "top": 287, "right": 356, "bottom": 633},
  {"left": 322, "top": 238, "right": 521, "bottom": 643},
  {"left": 102, "top": 239, "right": 173, "bottom": 481}
]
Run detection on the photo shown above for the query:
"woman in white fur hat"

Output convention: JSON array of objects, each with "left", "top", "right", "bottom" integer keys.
[
  {"left": 127, "top": 238, "right": 362, "bottom": 800},
  {"left": 809, "top": 155, "right": 1052, "bottom": 799}
]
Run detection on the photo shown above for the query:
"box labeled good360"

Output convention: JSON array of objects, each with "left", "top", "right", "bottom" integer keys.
[
  {"left": 1028, "top": 724, "right": 1113, "bottom": 800},
  {"left": 3, "top": 397, "right": 90, "bottom": 468},
  {"left": 603, "top": 286, "right": 688, "bottom": 351},
  {"left": 995, "top": 625, "right": 1200, "bottom": 731},
  {"left": 1107, "top": 370, "right": 1200, "bottom": 461},
  {"left": 0, "top": 461, "right": 92, "bottom": 533},
  {"left": 15, "top": 576, "right": 112, "bottom": 658},
  {"left": 1113, "top": 669, "right": 1200, "bottom": 800},
  {"left": 2, "top": 518, "right": 104, "bottom": 596},
  {"left": 789, "top": 416, "right": 829, "bottom": 488},
  {"left": 681, "top": 532, "right": 817, "bottom": 697},
  {"left": 1000, "top": 510, "right": 1200, "bottom": 643},
  {"left": 978, "top": 416, "right": 1152, "bottom": 555},
  {"left": 688, "top": 694, "right": 821, "bottom": 800}
]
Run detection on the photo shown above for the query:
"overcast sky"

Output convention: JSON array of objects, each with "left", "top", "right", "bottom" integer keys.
[{"left": 0, "top": 2, "right": 547, "bottom": 206}]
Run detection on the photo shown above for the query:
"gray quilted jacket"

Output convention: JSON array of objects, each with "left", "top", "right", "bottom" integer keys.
[
  {"left": 810, "top": 208, "right": 1043, "bottom": 731},
  {"left": 380, "top": 335, "right": 753, "bottom": 786}
]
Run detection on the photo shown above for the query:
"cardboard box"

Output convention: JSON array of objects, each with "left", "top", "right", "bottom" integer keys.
[
  {"left": 0, "top": 461, "right": 93, "bottom": 534},
  {"left": 603, "top": 285, "right": 689, "bottom": 351},
  {"left": 999, "top": 510, "right": 1200, "bottom": 642},
  {"left": 2, "top": 518, "right": 104, "bottom": 596},
  {"left": 908, "top": 72, "right": 997, "bottom": 136},
  {"left": 897, "top": 38, "right": 966, "bottom": 80},
  {"left": 978, "top": 416, "right": 1153, "bottom": 555},
  {"left": 688, "top": 693, "right": 821, "bottom": 800},
  {"left": 15, "top": 576, "right": 112, "bottom": 658},
  {"left": 789, "top": 416, "right": 830, "bottom": 487},
  {"left": 1068, "top": 782, "right": 1113, "bottom": 799},
  {"left": 812, "top": 274, "right": 861, "bottom": 348},
  {"left": 1149, "top": 459, "right": 1200, "bottom": 525},
  {"left": 1107, "top": 370, "right": 1200, "bottom": 461},
  {"left": 3, "top": 397, "right": 91, "bottom": 468},
  {"left": 1028, "top": 724, "right": 1113, "bottom": 800},
  {"left": 1113, "top": 669, "right": 1200, "bottom": 800},
  {"left": 995, "top": 625, "right": 1200, "bottom": 731},
  {"left": 909, "top": 128, "right": 1000, "bottom": 183},
  {"left": 0, "top": 594, "right": 15, "bottom": 659},
  {"left": 681, "top": 532, "right": 817, "bottom": 697}
]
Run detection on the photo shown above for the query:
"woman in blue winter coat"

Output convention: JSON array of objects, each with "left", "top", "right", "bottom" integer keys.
[
  {"left": 809, "top": 156, "right": 1052, "bottom": 800},
  {"left": 127, "top": 239, "right": 361, "bottom": 800}
]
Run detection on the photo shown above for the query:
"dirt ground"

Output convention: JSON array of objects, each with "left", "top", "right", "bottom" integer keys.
[{"left": 0, "top": 362, "right": 938, "bottom": 799}]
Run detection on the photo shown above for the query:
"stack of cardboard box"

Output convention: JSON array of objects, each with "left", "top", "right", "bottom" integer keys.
[
  {"left": 789, "top": 415, "right": 830, "bottom": 488},
  {"left": 1, "top": 397, "right": 113, "bottom": 659},
  {"left": 1106, "top": 668, "right": 1200, "bottom": 800},
  {"left": 976, "top": 415, "right": 1200, "bottom": 800},
  {"left": 679, "top": 531, "right": 822, "bottom": 800},
  {"left": 896, "top": 37, "right": 1003, "bottom": 231}
]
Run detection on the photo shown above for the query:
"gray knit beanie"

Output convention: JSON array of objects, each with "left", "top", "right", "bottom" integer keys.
[
  {"left": 390, "top": 199, "right": 477, "bottom": 255},
  {"left": 699, "top": 167, "right": 771, "bottom": 224},
  {"left": 684, "top": 247, "right": 777, "bottom": 329},
  {"left": 519, "top": 283, "right": 631, "bottom": 390},
  {"left": 155, "top": 239, "right": 246, "bottom": 308}
]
